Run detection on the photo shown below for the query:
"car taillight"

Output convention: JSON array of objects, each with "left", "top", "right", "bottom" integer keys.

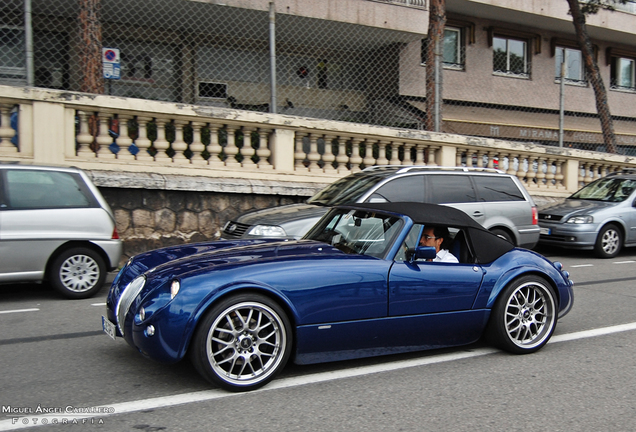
[
  {"left": 112, "top": 227, "right": 120, "bottom": 239},
  {"left": 532, "top": 207, "right": 538, "bottom": 225}
]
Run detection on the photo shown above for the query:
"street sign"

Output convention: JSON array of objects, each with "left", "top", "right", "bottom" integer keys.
[{"left": 102, "top": 48, "right": 121, "bottom": 80}]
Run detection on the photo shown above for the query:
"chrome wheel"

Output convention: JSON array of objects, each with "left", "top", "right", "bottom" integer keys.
[
  {"left": 60, "top": 254, "right": 101, "bottom": 293},
  {"left": 596, "top": 225, "right": 621, "bottom": 258},
  {"left": 192, "top": 294, "right": 291, "bottom": 391},
  {"left": 504, "top": 281, "right": 555, "bottom": 349},
  {"left": 487, "top": 275, "right": 557, "bottom": 354}
]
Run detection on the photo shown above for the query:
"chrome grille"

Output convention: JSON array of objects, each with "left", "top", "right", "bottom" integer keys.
[
  {"left": 223, "top": 221, "right": 250, "bottom": 238},
  {"left": 115, "top": 276, "right": 146, "bottom": 336}
]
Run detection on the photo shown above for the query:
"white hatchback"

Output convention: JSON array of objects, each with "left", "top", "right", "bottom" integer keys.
[{"left": 0, "top": 164, "right": 122, "bottom": 298}]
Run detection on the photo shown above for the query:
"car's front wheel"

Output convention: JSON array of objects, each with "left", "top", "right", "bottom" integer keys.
[
  {"left": 486, "top": 275, "right": 557, "bottom": 354},
  {"left": 595, "top": 224, "right": 622, "bottom": 258},
  {"left": 190, "top": 293, "right": 292, "bottom": 391},
  {"left": 49, "top": 247, "right": 106, "bottom": 299}
]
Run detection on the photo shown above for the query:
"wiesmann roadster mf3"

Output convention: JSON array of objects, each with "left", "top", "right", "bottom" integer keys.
[{"left": 103, "top": 202, "right": 573, "bottom": 391}]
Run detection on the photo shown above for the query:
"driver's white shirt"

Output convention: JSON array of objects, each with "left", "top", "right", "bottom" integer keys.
[{"left": 434, "top": 249, "right": 459, "bottom": 263}]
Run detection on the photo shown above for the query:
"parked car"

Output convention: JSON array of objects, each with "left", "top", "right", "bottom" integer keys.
[
  {"left": 0, "top": 164, "right": 122, "bottom": 298},
  {"left": 103, "top": 201, "right": 573, "bottom": 392},
  {"left": 222, "top": 166, "right": 540, "bottom": 248},
  {"left": 538, "top": 169, "right": 636, "bottom": 258}
]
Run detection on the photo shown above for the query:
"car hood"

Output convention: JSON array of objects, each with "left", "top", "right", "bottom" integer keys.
[
  {"left": 539, "top": 199, "right": 616, "bottom": 218},
  {"left": 234, "top": 203, "right": 328, "bottom": 225},
  {"left": 116, "top": 239, "right": 345, "bottom": 287}
]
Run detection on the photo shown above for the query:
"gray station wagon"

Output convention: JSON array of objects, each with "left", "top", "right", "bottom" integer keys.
[
  {"left": 538, "top": 169, "right": 636, "bottom": 258},
  {"left": 222, "top": 166, "right": 540, "bottom": 249},
  {"left": 0, "top": 164, "right": 122, "bottom": 298}
]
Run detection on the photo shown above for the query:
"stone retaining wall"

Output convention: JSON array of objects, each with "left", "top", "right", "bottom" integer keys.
[{"left": 99, "top": 187, "right": 305, "bottom": 264}]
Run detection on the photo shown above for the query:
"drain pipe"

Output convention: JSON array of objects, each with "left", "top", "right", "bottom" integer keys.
[
  {"left": 269, "top": 2, "right": 277, "bottom": 114},
  {"left": 24, "top": 0, "right": 34, "bottom": 86}
]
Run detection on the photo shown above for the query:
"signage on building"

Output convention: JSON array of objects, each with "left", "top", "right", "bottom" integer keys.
[{"left": 102, "top": 48, "right": 121, "bottom": 80}]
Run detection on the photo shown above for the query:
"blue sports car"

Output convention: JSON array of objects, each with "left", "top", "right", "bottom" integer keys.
[{"left": 103, "top": 202, "right": 574, "bottom": 391}]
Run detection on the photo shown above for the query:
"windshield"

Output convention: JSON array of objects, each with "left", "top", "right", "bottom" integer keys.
[
  {"left": 570, "top": 177, "right": 636, "bottom": 202},
  {"left": 305, "top": 208, "right": 403, "bottom": 258},
  {"left": 307, "top": 173, "right": 386, "bottom": 205}
]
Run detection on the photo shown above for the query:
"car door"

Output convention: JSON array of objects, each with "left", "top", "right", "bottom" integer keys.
[{"left": 388, "top": 260, "right": 484, "bottom": 316}]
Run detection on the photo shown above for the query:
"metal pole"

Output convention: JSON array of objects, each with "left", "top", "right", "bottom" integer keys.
[
  {"left": 434, "top": 38, "right": 440, "bottom": 132},
  {"left": 268, "top": 2, "right": 277, "bottom": 114},
  {"left": 558, "top": 57, "right": 565, "bottom": 147},
  {"left": 24, "top": 0, "right": 34, "bottom": 86}
]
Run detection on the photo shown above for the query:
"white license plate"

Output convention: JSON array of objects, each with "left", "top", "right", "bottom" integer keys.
[
  {"left": 102, "top": 316, "right": 117, "bottom": 340},
  {"left": 540, "top": 227, "right": 551, "bottom": 235}
]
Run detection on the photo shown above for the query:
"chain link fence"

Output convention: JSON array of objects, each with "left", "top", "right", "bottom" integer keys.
[{"left": 2, "top": 0, "right": 635, "bottom": 155}]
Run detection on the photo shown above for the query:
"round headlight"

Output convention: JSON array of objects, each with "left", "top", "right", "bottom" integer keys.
[
  {"left": 247, "top": 225, "right": 287, "bottom": 237},
  {"left": 170, "top": 280, "right": 180, "bottom": 299}
]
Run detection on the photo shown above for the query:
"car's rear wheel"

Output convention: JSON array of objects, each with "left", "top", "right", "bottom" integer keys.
[
  {"left": 190, "top": 293, "right": 292, "bottom": 391},
  {"left": 594, "top": 224, "right": 622, "bottom": 258},
  {"left": 49, "top": 247, "right": 106, "bottom": 299},
  {"left": 490, "top": 228, "right": 514, "bottom": 245},
  {"left": 486, "top": 275, "right": 557, "bottom": 354}
]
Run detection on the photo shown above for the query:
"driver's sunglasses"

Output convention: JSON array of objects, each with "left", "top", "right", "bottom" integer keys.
[{"left": 422, "top": 235, "right": 439, "bottom": 240}]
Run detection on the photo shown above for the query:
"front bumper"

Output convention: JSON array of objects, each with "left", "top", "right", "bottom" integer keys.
[{"left": 538, "top": 223, "right": 599, "bottom": 250}]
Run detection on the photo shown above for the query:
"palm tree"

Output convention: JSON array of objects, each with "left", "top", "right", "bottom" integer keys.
[
  {"left": 78, "top": 0, "right": 104, "bottom": 94},
  {"left": 566, "top": 0, "right": 627, "bottom": 154},
  {"left": 425, "top": 0, "right": 445, "bottom": 132}
]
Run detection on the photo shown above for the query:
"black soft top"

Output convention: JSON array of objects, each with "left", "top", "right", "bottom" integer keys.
[{"left": 342, "top": 201, "right": 515, "bottom": 263}]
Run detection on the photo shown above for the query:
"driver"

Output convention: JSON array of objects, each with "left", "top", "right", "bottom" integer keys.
[{"left": 419, "top": 225, "right": 458, "bottom": 263}]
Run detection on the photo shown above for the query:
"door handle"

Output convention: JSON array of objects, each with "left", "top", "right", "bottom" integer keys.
[{"left": 473, "top": 211, "right": 484, "bottom": 217}]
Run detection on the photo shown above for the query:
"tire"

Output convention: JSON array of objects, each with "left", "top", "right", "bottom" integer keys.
[
  {"left": 49, "top": 247, "right": 106, "bottom": 299},
  {"left": 594, "top": 224, "right": 622, "bottom": 258},
  {"left": 490, "top": 228, "right": 514, "bottom": 245},
  {"left": 486, "top": 275, "right": 557, "bottom": 354},
  {"left": 190, "top": 293, "right": 292, "bottom": 392}
]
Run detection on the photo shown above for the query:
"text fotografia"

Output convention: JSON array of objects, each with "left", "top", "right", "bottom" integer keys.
[
  {"left": 10, "top": 418, "right": 105, "bottom": 426},
  {"left": 3, "top": 405, "right": 115, "bottom": 415}
]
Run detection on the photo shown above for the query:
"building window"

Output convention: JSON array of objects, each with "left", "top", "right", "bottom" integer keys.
[
  {"left": 555, "top": 47, "right": 586, "bottom": 85},
  {"left": 421, "top": 26, "right": 466, "bottom": 70},
  {"left": 443, "top": 27, "right": 463, "bottom": 69},
  {"left": 611, "top": 56, "right": 636, "bottom": 91},
  {"left": 493, "top": 36, "right": 528, "bottom": 77}
]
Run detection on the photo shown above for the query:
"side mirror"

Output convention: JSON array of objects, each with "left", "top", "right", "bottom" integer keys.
[{"left": 410, "top": 246, "right": 437, "bottom": 262}]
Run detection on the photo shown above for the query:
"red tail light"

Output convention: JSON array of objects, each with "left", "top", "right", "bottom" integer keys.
[
  {"left": 532, "top": 207, "right": 538, "bottom": 225},
  {"left": 112, "top": 227, "right": 120, "bottom": 239}
]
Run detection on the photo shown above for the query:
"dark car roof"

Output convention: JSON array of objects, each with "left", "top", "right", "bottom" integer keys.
[
  {"left": 343, "top": 201, "right": 515, "bottom": 263},
  {"left": 351, "top": 201, "right": 482, "bottom": 227}
]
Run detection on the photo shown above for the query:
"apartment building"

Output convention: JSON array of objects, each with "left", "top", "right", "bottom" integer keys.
[{"left": 1, "top": 0, "right": 635, "bottom": 152}]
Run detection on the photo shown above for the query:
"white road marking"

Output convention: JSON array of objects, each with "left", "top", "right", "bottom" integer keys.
[
  {"left": 0, "top": 308, "right": 39, "bottom": 315},
  {"left": 570, "top": 264, "right": 594, "bottom": 268},
  {"left": 90, "top": 303, "right": 106, "bottom": 307},
  {"left": 613, "top": 261, "right": 636, "bottom": 265},
  {"left": 2, "top": 321, "right": 636, "bottom": 430}
]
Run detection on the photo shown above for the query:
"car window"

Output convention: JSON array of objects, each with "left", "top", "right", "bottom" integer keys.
[
  {"left": 306, "top": 209, "right": 402, "bottom": 258},
  {"left": 428, "top": 175, "right": 476, "bottom": 204},
  {"left": 367, "top": 175, "right": 425, "bottom": 203},
  {"left": 307, "top": 173, "right": 385, "bottom": 205},
  {"left": 473, "top": 176, "right": 525, "bottom": 202},
  {"left": 570, "top": 177, "right": 636, "bottom": 202},
  {"left": 5, "top": 170, "right": 98, "bottom": 209}
]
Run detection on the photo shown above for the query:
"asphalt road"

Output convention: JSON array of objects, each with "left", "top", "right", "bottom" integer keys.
[{"left": 1, "top": 246, "right": 636, "bottom": 432}]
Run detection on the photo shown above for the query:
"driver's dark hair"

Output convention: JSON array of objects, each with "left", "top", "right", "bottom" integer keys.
[{"left": 431, "top": 225, "right": 451, "bottom": 250}]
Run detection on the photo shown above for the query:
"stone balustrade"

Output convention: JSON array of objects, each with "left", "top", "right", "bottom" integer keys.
[{"left": 2, "top": 85, "right": 636, "bottom": 198}]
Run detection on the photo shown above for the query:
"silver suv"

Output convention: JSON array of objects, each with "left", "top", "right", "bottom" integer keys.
[
  {"left": 0, "top": 164, "right": 122, "bottom": 298},
  {"left": 222, "top": 166, "right": 540, "bottom": 248}
]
